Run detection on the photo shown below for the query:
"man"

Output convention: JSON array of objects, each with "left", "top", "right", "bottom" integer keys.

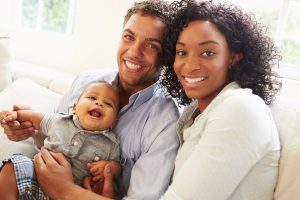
[{"left": 1, "top": 0, "right": 179, "bottom": 199}]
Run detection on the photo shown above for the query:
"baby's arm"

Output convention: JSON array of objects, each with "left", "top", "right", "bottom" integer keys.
[{"left": 1, "top": 110, "right": 44, "bottom": 130}]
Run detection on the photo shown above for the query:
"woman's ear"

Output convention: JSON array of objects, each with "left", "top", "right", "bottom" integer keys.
[{"left": 231, "top": 53, "right": 243, "bottom": 67}]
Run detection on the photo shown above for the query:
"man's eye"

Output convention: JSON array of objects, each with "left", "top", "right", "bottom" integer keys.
[
  {"left": 202, "top": 51, "right": 215, "bottom": 57},
  {"left": 176, "top": 50, "right": 187, "bottom": 57},
  {"left": 146, "top": 43, "right": 160, "bottom": 52},
  {"left": 124, "top": 34, "right": 134, "bottom": 41}
]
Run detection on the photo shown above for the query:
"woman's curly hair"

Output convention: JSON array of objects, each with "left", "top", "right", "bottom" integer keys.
[{"left": 159, "top": 0, "right": 282, "bottom": 106}]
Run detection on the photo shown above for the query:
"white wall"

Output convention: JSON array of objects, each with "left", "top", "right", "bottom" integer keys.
[{"left": 0, "top": 0, "right": 135, "bottom": 74}]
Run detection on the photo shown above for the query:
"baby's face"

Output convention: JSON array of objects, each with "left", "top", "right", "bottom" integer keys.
[{"left": 73, "top": 82, "right": 119, "bottom": 131}]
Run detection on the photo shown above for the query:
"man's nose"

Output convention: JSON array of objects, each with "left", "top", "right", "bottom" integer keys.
[{"left": 129, "top": 42, "right": 143, "bottom": 59}]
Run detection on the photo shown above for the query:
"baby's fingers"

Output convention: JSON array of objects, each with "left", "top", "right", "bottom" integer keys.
[{"left": 1, "top": 112, "right": 17, "bottom": 124}]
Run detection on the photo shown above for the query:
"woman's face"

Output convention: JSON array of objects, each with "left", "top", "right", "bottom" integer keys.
[{"left": 174, "top": 20, "right": 239, "bottom": 111}]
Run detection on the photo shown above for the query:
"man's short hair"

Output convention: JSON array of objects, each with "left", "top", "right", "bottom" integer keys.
[{"left": 123, "top": 0, "right": 170, "bottom": 26}]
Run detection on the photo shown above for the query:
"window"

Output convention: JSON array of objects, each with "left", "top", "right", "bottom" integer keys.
[{"left": 21, "top": 0, "right": 74, "bottom": 34}]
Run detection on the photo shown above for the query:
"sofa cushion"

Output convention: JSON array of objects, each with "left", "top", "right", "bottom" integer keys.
[
  {"left": 0, "top": 78, "right": 62, "bottom": 160},
  {"left": 271, "top": 97, "right": 300, "bottom": 200}
]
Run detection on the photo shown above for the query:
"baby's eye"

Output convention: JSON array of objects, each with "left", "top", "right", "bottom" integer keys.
[
  {"left": 176, "top": 50, "right": 187, "bottom": 57},
  {"left": 87, "top": 96, "right": 97, "bottom": 101},
  {"left": 104, "top": 102, "right": 112, "bottom": 107},
  {"left": 202, "top": 51, "right": 216, "bottom": 57}
]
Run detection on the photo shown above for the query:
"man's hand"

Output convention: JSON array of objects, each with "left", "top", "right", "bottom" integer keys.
[
  {"left": 0, "top": 105, "right": 36, "bottom": 141},
  {"left": 0, "top": 110, "right": 17, "bottom": 124},
  {"left": 83, "top": 164, "right": 115, "bottom": 199},
  {"left": 34, "top": 148, "right": 74, "bottom": 199}
]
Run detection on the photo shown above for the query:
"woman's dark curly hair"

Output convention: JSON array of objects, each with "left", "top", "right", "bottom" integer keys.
[{"left": 159, "top": 0, "right": 282, "bottom": 106}]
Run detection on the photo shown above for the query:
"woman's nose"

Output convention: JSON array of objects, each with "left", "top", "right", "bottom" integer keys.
[{"left": 186, "top": 56, "right": 201, "bottom": 70}]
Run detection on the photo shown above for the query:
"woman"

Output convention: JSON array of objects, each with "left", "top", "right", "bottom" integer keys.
[{"left": 159, "top": 0, "right": 282, "bottom": 199}]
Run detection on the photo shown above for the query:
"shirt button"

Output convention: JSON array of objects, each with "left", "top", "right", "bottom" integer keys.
[
  {"left": 73, "top": 141, "right": 78, "bottom": 146},
  {"left": 94, "top": 156, "right": 100, "bottom": 161}
]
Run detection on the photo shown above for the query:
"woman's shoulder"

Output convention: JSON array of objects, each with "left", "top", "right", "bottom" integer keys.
[{"left": 217, "top": 82, "right": 266, "bottom": 110}]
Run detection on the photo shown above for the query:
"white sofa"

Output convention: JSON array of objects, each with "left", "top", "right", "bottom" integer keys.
[
  {"left": 0, "top": 60, "right": 300, "bottom": 199},
  {"left": 0, "top": 61, "right": 76, "bottom": 160}
]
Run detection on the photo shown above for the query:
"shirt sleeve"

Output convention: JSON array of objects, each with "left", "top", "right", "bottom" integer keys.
[
  {"left": 40, "top": 113, "right": 56, "bottom": 137},
  {"left": 123, "top": 101, "right": 180, "bottom": 200},
  {"left": 161, "top": 95, "right": 275, "bottom": 199}
]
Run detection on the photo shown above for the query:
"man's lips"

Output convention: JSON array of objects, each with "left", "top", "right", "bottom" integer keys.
[{"left": 125, "top": 60, "right": 143, "bottom": 70}]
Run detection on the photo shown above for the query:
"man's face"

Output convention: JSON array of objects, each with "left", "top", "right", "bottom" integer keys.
[{"left": 117, "top": 13, "right": 166, "bottom": 91}]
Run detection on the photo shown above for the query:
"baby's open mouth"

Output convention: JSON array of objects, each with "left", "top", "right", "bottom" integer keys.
[{"left": 89, "top": 109, "right": 102, "bottom": 118}]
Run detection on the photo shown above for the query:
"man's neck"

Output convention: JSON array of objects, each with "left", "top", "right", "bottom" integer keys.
[{"left": 118, "top": 79, "right": 157, "bottom": 109}]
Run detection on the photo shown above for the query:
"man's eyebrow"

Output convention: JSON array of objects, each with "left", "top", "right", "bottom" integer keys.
[
  {"left": 177, "top": 40, "right": 220, "bottom": 46},
  {"left": 123, "top": 28, "right": 135, "bottom": 35},
  {"left": 145, "top": 38, "right": 161, "bottom": 44},
  {"left": 123, "top": 28, "right": 161, "bottom": 44}
]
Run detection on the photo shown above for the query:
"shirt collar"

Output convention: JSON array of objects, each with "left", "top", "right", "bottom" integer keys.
[{"left": 109, "top": 73, "right": 160, "bottom": 111}]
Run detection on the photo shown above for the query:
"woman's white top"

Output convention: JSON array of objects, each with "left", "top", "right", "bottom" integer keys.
[{"left": 161, "top": 82, "right": 280, "bottom": 200}]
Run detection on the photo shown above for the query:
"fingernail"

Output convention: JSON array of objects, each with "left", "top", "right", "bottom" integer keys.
[
  {"left": 24, "top": 121, "right": 32, "bottom": 127},
  {"left": 105, "top": 165, "right": 111, "bottom": 173}
]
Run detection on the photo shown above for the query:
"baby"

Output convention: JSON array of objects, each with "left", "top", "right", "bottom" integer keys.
[{"left": 0, "top": 81, "right": 120, "bottom": 199}]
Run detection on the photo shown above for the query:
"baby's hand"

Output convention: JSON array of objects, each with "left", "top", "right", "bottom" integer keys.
[
  {"left": 88, "top": 160, "right": 121, "bottom": 181},
  {"left": 87, "top": 160, "right": 109, "bottom": 182},
  {"left": 0, "top": 110, "right": 18, "bottom": 124}
]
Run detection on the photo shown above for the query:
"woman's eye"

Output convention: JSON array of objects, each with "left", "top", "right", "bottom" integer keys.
[
  {"left": 176, "top": 50, "right": 187, "bottom": 57},
  {"left": 202, "top": 51, "right": 215, "bottom": 57}
]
